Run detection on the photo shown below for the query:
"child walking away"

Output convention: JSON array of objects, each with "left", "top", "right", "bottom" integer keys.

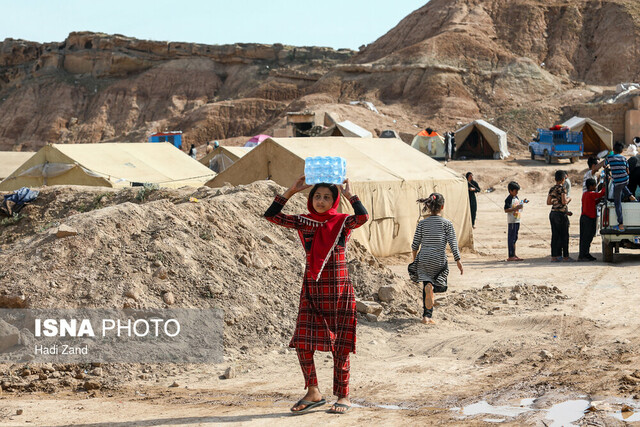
[
  {"left": 264, "top": 175, "right": 368, "bottom": 415},
  {"left": 547, "top": 170, "right": 573, "bottom": 262},
  {"left": 604, "top": 141, "right": 637, "bottom": 231},
  {"left": 579, "top": 178, "right": 606, "bottom": 261},
  {"left": 504, "top": 181, "right": 525, "bottom": 261},
  {"left": 411, "top": 193, "right": 463, "bottom": 325}
]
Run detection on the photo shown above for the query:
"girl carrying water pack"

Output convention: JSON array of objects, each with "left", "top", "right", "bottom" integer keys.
[{"left": 264, "top": 175, "right": 368, "bottom": 414}]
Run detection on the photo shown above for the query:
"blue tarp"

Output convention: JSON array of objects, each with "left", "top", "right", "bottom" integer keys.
[{"left": 2, "top": 187, "right": 39, "bottom": 215}]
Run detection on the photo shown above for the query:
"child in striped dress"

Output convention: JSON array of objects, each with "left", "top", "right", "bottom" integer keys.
[{"left": 411, "top": 193, "right": 463, "bottom": 324}]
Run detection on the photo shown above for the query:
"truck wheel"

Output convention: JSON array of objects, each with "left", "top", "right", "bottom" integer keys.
[
  {"left": 570, "top": 157, "right": 578, "bottom": 164},
  {"left": 530, "top": 148, "right": 535, "bottom": 160},
  {"left": 544, "top": 150, "right": 551, "bottom": 164},
  {"left": 602, "top": 239, "right": 614, "bottom": 263}
]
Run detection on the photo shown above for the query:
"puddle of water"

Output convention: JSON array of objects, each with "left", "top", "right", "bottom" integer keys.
[
  {"left": 461, "top": 401, "right": 532, "bottom": 417},
  {"left": 612, "top": 410, "right": 640, "bottom": 422},
  {"left": 377, "top": 404, "right": 409, "bottom": 410},
  {"left": 520, "top": 398, "right": 536, "bottom": 407},
  {"left": 545, "top": 399, "right": 590, "bottom": 427}
]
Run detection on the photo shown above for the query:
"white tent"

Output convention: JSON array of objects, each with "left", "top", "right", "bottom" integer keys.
[
  {"left": 561, "top": 116, "right": 613, "bottom": 155},
  {"left": 205, "top": 137, "right": 473, "bottom": 256},
  {"left": 319, "top": 120, "right": 373, "bottom": 138},
  {"left": 0, "top": 152, "right": 35, "bottom": 180},
  {"left": 411, "top": 132, "right": 446, "bottom": 159},
  {"left": 454, "top": 120, "right": 509, "bottom": 160},
  {"left": 0, "top": 143, "right": 215, "bottom": 191}
]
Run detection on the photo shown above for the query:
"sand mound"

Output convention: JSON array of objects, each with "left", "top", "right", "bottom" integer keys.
[{"left": 0, "top": 181, "right": 413, "bottom": 356}]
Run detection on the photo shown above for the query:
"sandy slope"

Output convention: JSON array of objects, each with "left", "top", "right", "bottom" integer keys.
[{"left": 1, "top": 159, "right": 640, "bottom": 426}]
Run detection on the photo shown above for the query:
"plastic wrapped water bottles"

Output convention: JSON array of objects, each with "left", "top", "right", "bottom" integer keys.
[{"left": 304, "top": 156, "right": 346, "bottom": 185}]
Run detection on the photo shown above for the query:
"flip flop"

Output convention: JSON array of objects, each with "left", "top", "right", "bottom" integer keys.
[
  {"left": 290, "top": 398, "right": 326, "bottom": 415},
  {"left": 328, "top": 402, "right": 351, "bottom": 414}
]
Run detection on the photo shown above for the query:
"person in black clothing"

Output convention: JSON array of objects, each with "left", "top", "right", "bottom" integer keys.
[
  {"left": 466, "top": 172, "right": 480, "bottom": 228},
  {"left": 629, "top": 156, "right": 640, "bottom": 197}
]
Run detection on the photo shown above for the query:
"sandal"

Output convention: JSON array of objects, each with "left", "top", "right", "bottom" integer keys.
[
  {"left": 328, "top": 402, "right": 351, "bottom": 414},
  {"left": 291, "top": 398, "right": 326, "bottom": 415}
]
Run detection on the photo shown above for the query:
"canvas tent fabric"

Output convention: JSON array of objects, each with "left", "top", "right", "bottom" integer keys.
[
  {"left": 561, "top": 116, "right": 613, "bottom": 154},
  {"left": 319, "top": 120, "right": 373, "bottom": 138},
  {"left": 454, "top": 120, "right": 510, "bottom": 160},
  {"left": 0, "top": 152, "right": 35, "bottom": 180},
  {"left": 411, "top": 131, "right": 446, "bottom": 159},
  {"left": 205, "top": 137, "right": 473, "bottom": 257},
  {"left": 199, "top": 146, "right": 252, "bottom": 172},
  {"left": 0, "top": 143, "right": 216, "bottom": 191}
]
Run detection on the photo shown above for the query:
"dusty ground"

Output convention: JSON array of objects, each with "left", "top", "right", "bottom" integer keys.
[{"left": 1, "top": 159, "right": 640, "bottom": 426}]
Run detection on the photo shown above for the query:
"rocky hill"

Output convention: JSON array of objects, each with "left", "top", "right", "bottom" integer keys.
[
  {"left": 0, "top": 32, "right": 353, "bottom": 151},
  {"left": 2, "top": 0, "right": 640, "bottom": 152},
  {"left": 324, "top": 0, "right": 640, "bottom": 142}
]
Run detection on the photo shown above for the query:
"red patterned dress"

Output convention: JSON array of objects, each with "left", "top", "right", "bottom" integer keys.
[{"left": 264, "top": 194, "right": 369, "bottom": 354}]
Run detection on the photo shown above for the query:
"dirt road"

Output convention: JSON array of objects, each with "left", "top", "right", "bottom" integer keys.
[{"left": 2, "top": 159, "right": 639, "bottom": 426}]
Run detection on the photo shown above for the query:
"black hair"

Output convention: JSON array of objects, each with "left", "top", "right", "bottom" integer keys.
[
  {"left": 426, "top": 127, "right": 433, "bottom": 134},
  {"left": 555, "top": 170, "right": 565, "bottom": 182},
  {"left": 613, "top": 141, "right": 624, "bottom": 153},
  {"left": 634, "top": 136, "right": 640, "bottom": 144},
  {"left": 309, "top": 183, "right": 338, "bottom": 204},
  {"left": 465, "top": 172, "right": 473, "bottom": 179},
  {"left": 507, "top": 181, "right": 520, "bottom": 192},
  {"left": 417, "top": 193, "right": 444, "bottom": 214},
  {"left": 585, "top": 178, "right": 596, "bottom": 189},
  {"left": 587, "top": 156, "right": 597, "bottom": 168}
]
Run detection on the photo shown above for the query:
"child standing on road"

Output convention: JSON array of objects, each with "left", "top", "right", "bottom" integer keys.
[
  {"left": 411, "top": 193, "right": 463, "bottom": 325},
  {"left": 504, "top": 181, "right": 525, "bottom": 261},
  {"left": 547, "top": 170, "right": 573, "bottom": 262},
  {"left": 579, "top": 178, "right": 606, "bottom": 261},
  {"left": 264, "top": 175, "right": 368, "bottom": 415}
]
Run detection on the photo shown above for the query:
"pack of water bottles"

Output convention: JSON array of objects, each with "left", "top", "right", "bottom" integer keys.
[{"left": 304, "top": 156, "right": 347, "bottom": 185}]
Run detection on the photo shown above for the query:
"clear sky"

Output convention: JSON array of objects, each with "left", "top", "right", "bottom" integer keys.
[{"left": 1, "top": 0, "right": 427, "bottom": 50}]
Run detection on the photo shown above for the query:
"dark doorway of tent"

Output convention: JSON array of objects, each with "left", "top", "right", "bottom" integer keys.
[{"left": 454, "top": 129, "right": 494, "bottom": 159}]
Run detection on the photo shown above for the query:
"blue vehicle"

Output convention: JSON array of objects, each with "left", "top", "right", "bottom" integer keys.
[
  {"left": 528, "top": 128, "right": 583, "bottom": 164},
  {"left": 149, "top": 131, "right": 183, "bottom": 149}
]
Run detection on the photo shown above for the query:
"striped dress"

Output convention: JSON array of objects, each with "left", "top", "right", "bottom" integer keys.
[{"left": 411, "top": 215, "right": 460, "bottom": 287}]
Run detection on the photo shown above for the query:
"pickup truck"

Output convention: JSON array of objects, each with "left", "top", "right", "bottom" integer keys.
[
  {"left": 529, "top": 128, "right": 583, "bottom": 164},
  {"left": 599, "top": 180, "right": 640, "bottom": 263}
]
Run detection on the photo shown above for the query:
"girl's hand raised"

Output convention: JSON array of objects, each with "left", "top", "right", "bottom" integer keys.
[
  {"left": 284, "top": 175, "right": 311, "bottom": 199},
  {"left": 339, "top": 178, "right": 352, "bottom": 199}
]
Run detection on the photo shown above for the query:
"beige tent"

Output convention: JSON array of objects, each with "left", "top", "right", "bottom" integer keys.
[
  {"left": 561, "top": 116, "right": 613, "bottom": 155},
  {"left": 199, "top": 146, "right": 252, "bottom": 173},
  {"left": 0, "top": 152, "right": 35, "bottom": 180},
  {"left": 319, "top": 120, "right": 373, "bottom": 138},
  {"left": 206, "top": 137, "right": 472, "bottom": 256},
  {"left": 411, "top": 132, "right": 446, "bottom": 159},
  {"left": 0, "top": 143, "right": 215, "bottom": 191},
  {"left": 455, "top": 120, "right": 510, "bottom": 160}
]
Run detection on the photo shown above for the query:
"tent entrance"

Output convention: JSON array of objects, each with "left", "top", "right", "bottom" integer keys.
[
  {"left": 209, "top": 153, "right": 236, "bottom": 173},
  {"left": 292, "top": 122, "right": 313, "bottom": 137},
  {"left": 582, "top": 124, "right": 607, "bottom": 155},
  {"left": 455, "top": 128, "right": 494, "bottom": 159}
]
